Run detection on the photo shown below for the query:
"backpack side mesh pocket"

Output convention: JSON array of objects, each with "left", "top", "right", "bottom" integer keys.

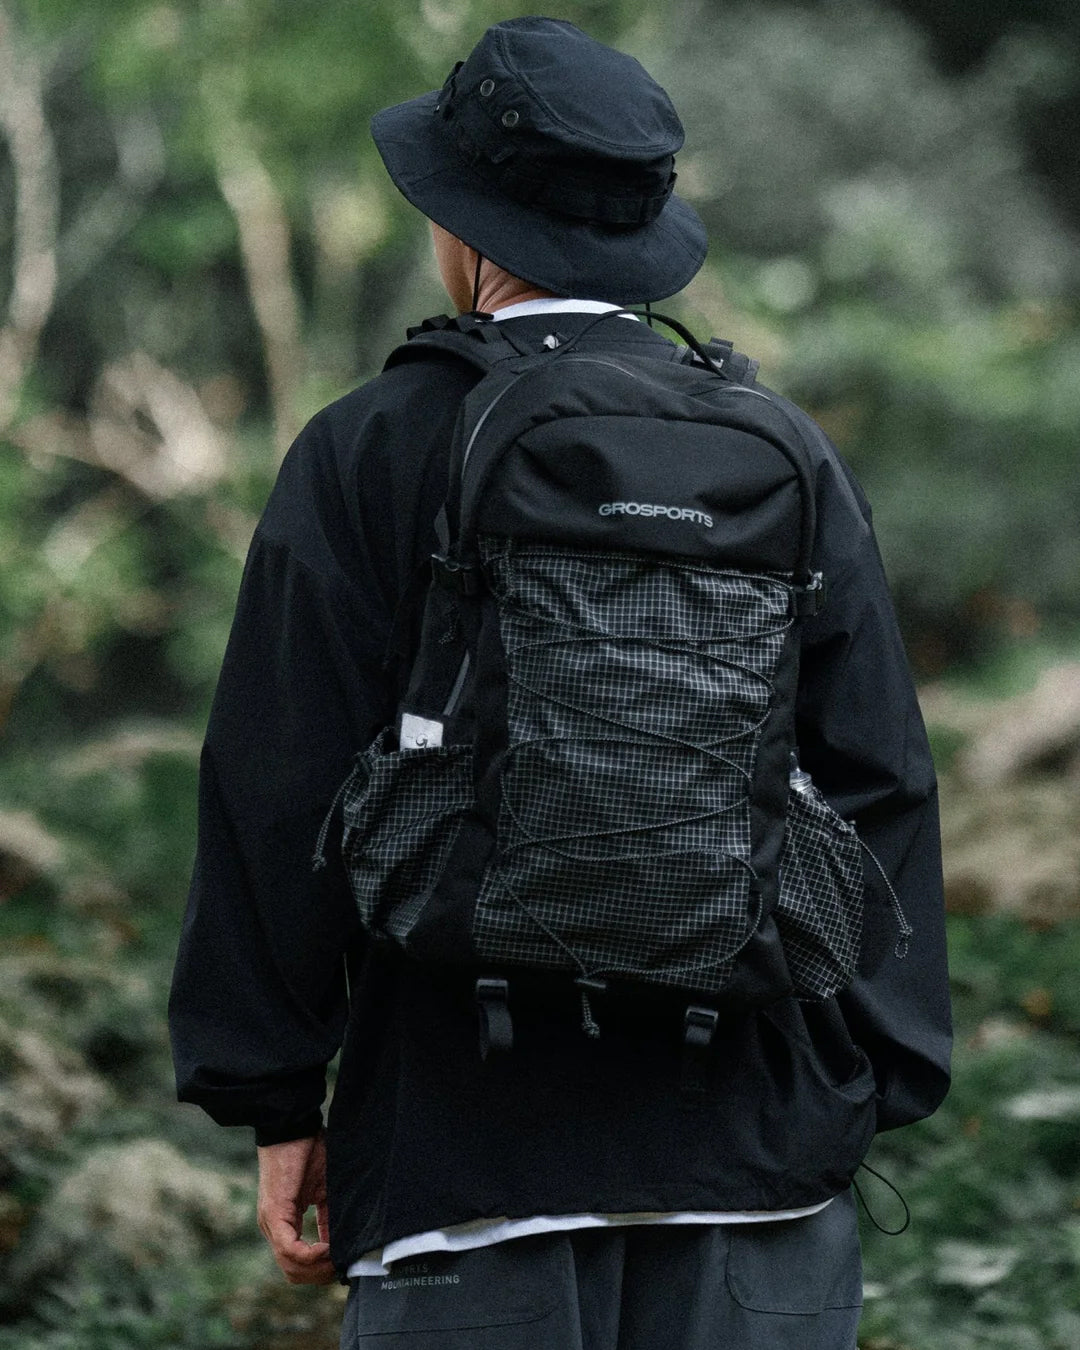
[
  {"left": 776, "top": 782, "right": 864, "bottom": 1000},
  {"left": 341, "top": 729, "right": 474, "bottom": 941}
]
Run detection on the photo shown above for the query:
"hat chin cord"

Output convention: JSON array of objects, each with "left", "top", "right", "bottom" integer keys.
[{"left": 471, "top": 249, "right": 484, "bottom": 313}]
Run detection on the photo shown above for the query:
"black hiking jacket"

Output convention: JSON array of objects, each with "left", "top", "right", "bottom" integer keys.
[{"left": 168, "top": 313, "right": 951, "bottom": 1273}]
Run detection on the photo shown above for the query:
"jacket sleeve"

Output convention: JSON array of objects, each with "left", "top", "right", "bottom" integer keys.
[
  {"left": 795, "top": 446, "right": 952, "bottom": 1133},
  {"left": 168, "top": 359, "right": 475, "bottom": 1144},
  {"left": 168, "top": 408, "right": 397, "bottom": 1145}
]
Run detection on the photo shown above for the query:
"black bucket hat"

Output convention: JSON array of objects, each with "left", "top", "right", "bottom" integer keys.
[{"left": 371, "top": 17, "right": 707, "bottom": 305}]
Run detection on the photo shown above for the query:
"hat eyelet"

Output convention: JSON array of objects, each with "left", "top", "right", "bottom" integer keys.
[
  {"left": 479, "top": 78, "right": 495, "bottom": 97},
  {"left": 501, "top": 109, "right": 520, "bottom": 129}
]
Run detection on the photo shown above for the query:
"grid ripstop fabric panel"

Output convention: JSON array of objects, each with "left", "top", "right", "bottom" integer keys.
[
  {"left": 341, "top": 728, "right": 473, "bottom": 939},
  {"left": 474, "top": 540, "right": 792, "bottom": 996},
  {"left": 777, "top": 786, "right": 864, "bottom": 1000}
]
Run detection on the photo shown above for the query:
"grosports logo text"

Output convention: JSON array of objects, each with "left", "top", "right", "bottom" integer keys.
[{"left": 598, "top": 501, "right": 713, "bottom": 528}]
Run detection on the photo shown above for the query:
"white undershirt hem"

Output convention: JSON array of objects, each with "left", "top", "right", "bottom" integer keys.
[{"left": 347, "top": 1200, "right": 834, "bottom": 1277}]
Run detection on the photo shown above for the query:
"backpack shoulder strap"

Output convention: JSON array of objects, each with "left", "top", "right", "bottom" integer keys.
[
  {"left": 379, "top": 314, "right": 532, "bottom": 681},
  {"left": 383, "top": 312, "right": 529, "bottom": 377},
  {"left": 678, "top": 336, "right": 760, "bottom": 388}
]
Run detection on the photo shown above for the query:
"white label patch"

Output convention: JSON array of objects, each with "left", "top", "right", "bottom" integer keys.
[{"left": 400, "top": 713, "right": 444, "bottom": 749}]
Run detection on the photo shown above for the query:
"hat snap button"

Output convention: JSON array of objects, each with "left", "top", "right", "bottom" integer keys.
[
  {"left": 501, "top": 109, "right": 520, "bottom": 128},
  {"left": 479, "top": 78, "right": 495, "bottom": 97}
]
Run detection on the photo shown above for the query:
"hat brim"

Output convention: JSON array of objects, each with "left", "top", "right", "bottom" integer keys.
[{"left": 371, "top": 91, "right": 707, "bottom": 305}]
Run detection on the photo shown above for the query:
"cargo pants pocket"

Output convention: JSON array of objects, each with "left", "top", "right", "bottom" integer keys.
[
  {"left": 726, "top": 1188, "right": 863, "bottom": 1316},
  {"left": 341, "top": 1238, "right": 573, "bottom": 1348}
]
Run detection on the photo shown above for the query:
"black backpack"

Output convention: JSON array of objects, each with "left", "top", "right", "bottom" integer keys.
[{"left": 318, "top": 312, "right": 902, "bottom": 1057}]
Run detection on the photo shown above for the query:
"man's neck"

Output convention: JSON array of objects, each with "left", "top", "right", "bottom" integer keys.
[{"left": 477, "top": 276, "right": 553, "bottom": 314}]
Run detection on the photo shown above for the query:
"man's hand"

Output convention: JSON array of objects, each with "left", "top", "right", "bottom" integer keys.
[{"left": 256, "top": 1132, "right": 337, "bottom": 1284}]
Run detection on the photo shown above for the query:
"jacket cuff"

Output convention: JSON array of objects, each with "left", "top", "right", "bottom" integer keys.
[{"left": 254, "top": 1110, "right": 324, "bottom": 1147}]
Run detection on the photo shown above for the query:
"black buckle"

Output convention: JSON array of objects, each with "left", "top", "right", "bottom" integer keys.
[
  {"left": 681, "top": 1005, "right": 719, "bottom": 1098},
  {"left": 684, "top": 1005, "right": 719, "bottom": 1050},
  {"left": 431, "top": 554, "right": 481, "bottom": 596},
  {"left": 476, "top": 978, "right": 513, "bottom": 1060},
  {"left": 792, "top": 571, "right": 827, "bottom": 616}
]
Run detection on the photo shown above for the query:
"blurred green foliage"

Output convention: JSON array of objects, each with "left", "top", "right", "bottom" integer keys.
[
  {"left": 664, "top": 0, "right": 1080, "bottom": 670},
  {"left": 1, "top": 0, "right": 1079, "bottom": 1346},
  {"left": 860, "top": 917, "right": 1080, "bottom": 1349}
]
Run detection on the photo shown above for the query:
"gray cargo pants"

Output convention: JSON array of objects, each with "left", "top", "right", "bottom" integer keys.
[{"left": 340, "top": 1189, "right": 862, "bottom": 1349}]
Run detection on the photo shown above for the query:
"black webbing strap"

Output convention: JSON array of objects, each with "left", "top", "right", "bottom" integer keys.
[
  {"left": 710, "top": 338, "right": 760, "bottom": 388},
  {"left": 677, "top": 336, "right": 760, "bottom": 388},
  {"left": 476, "top": 978, "right": 513, "bottom": 1059},
  {"left": 433, "top": 504, "right": 450, "bottom": 554},
  {"left": 681, "top": 1004, "right": 719, "bottom": 1096},
  {"left": 381, "top": 559, "right": 429, "bottom": 675}
]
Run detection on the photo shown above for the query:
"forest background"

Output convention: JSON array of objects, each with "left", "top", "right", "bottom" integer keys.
[{"left": 1, "top": 0, "right": 1079, "bottom": 1346}]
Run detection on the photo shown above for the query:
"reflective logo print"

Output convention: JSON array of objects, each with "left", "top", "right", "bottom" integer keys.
[
  {"left": 598, "top": 501, "right": 714, "bottom": 528},
  {"left": 379, "top": 1274, "right": 461, "bottom": 1290},
  {"left": 380, "top": 1260, "right": 461, "bottom": 1290}
]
